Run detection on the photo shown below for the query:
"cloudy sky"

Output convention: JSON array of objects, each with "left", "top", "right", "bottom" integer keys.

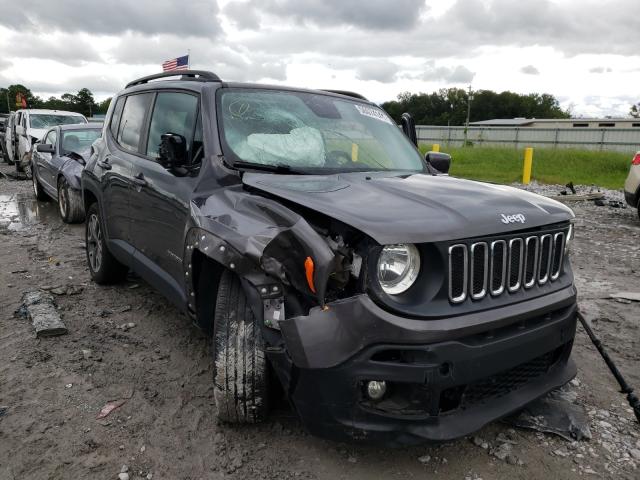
[{"left": 0, "top": 0, "right": 638, "bottom": 117}]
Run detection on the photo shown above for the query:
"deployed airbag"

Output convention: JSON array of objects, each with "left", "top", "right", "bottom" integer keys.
[{"left": 239, "top": 127, "right": 325, "bottom": 167}]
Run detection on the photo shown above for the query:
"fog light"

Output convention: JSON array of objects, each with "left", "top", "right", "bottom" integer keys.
[{"left": 366, "top": 380, "right": 387, "bottom": 400}]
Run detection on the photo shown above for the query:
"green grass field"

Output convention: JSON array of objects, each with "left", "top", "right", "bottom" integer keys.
[{"left": 419, "top": 145, "right": 632, "bottom": 189}]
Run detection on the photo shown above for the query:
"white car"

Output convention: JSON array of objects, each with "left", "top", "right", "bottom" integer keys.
[{"left": 13, "top": 109, "right": 87, "bottom": 175}]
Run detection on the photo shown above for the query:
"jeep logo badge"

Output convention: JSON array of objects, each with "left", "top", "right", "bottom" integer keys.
[{"left": 500, "top": 213, "right": 526, "bottom": 224}]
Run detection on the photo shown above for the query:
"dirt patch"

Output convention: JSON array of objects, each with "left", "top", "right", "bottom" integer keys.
[{"left": 1, "top": 166, "right": 639, "bottom": 479}]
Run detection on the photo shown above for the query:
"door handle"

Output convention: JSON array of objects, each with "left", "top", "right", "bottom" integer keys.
[
  {"left": 133, "top": 172, "right": 147, "bottom": 187},
  {"left": 97, "top": 158, "right": 112, "bottom": 170}
]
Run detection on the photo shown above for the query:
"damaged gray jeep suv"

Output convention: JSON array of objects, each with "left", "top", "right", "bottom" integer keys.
[{"left": 82, "top": 70, "right": 577, "bottom": 445}]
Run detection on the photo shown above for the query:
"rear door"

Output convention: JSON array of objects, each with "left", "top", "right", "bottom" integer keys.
[
  {"left": 129, "top": 91, "right": 201, "bottom": 303},
  {"left": 100, "top": 93, "right": 154, "bottom": 255}
]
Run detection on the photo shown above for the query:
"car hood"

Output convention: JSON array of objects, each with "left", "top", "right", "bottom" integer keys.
[{"left": 242, "top": 172, "right": 574, "bottom": 244}]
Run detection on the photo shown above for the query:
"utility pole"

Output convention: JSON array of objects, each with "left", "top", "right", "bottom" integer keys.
[{"left": 463, "top": 85, "right": 473, "bottom": 147}]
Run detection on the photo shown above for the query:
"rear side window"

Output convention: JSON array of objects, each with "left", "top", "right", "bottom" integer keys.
[
  {"left": 146, "top": 92, "right": 199, "bottom": 159},
  {"left": 110, "top": 96, "right": 126, "bottom": 138},
  {"left": 117, "top": 93, "right": 153, "bottom": 153}
]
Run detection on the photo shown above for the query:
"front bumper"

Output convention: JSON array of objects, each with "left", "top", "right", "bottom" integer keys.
[{"left": 275, "top": 286, "right": 577, "bottom": 445}]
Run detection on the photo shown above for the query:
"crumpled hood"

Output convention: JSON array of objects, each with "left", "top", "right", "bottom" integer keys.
[{"left": 243, "top": 172, "right": 574, "bottom": 244}]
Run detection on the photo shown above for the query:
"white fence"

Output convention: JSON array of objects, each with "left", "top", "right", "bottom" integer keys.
[{"left": 416, "top": 126, "right": 640, "bottom": 152}]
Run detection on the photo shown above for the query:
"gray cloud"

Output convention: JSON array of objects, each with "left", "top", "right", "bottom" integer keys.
[
  {"left": 5, "top": 34, "right": 101, "bottom": 66},
  {"left": 107, "top": 34, "right": 287, "bottom": 82},
  {"left": 236, "top": 0, "right": 640, "bottom": 61},
  {"left": 0, "top": 0, "right": 221, "bottom": 37},
  {"left": 355, "top": 61, "right": 399, "bottom": 83},
  {"left": 223, "top": 1, "right": 261, "bottom": 30},
  {"left": 520, "top": 65, "right": 540, "bottom": 75},
  {"left": 233, "top": 0, "right": 428, "bottom": 30},
  {"left": 445, "top": 66, "right": 475, "bottom": 83},
  {"left": 589, "top": 66, "right": 612, "bottom": 74},
  {"left": 405, "top": 63, "right": 475, "bottom": 84},
  {"left": 433, "top": 0, "right": 640, "bottom": 57}
]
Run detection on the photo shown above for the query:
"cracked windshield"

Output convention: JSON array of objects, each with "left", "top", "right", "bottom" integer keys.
[{"left": 219, "top": 89, "right": 424, "bottom": 172}]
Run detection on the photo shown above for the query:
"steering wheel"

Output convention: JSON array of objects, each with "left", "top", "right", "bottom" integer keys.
[{"left": 325, "top": 150, "right": 353, "bottom": 167}]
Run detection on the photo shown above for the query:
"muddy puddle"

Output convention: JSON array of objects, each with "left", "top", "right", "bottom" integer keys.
[{"left": 0, "top": 193, "right": 59, "bottom": 231}]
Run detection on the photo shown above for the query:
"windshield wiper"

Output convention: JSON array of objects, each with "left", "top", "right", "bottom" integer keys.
[{"left": 230, "top": 160, "right": 307, "bottom": 175}]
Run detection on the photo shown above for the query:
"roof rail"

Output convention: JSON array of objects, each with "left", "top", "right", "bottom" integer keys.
[
  {"left": 321, "top": 89, "right": 369, "bottom": 101},
  {"left": 125, "top": 70, "right": 222, "bottom": 88}
]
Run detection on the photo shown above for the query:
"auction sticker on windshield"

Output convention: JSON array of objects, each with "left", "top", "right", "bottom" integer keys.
[{"left": 354, "top": 104, "right": 394, "bottom": 125}]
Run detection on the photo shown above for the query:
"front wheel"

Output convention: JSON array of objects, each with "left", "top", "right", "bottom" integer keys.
[
  {"left": 212, "top": 269, "right": 270, "bottom": 423},
  {"left": 85, "top": 203, "right": 128, "bottom": 284},
  {"left": 58, "top": 177, "right": 84, "bottom": 223}
]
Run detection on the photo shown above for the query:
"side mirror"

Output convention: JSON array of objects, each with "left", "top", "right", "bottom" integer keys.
[
  {"left": 36, "top": 143, "right": 55, "bottom": 154},
  {"left": 158, "top": 132, "right": 188, "bottom": 169},
  {"left": 425, "top": 151, "right": 451, "bottom": 174},
  {"left": 400, "top": 112, "right": 417, "bottom": 146}
]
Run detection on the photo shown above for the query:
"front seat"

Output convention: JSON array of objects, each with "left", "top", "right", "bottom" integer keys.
[{"left": 63, "top": 134, "right": 80, "bottom": 153}]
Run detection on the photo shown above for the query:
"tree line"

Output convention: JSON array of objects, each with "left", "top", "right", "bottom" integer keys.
[
  {"left": 0, "top": 84, "right": 111, "bottom": 118},
  {"left": 381, "top": 88, "right": 570, "bottom": 125}
]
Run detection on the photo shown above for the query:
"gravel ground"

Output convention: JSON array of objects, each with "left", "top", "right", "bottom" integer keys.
[{"left": 1, "top": 167, "right": 639, "bottom": 480}]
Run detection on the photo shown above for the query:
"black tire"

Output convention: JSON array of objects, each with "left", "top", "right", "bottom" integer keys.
[
  {"left": 85, "top": 203, "right": 128, "bottom": 284},
  {"left": 32, "top": 167, "right": 49, "bottom": 201},
  {"left": 212, "top": 269, "right": 269, "bottom": 423},
  {"left": 58, "top": 177, "right": 84, "bottom": 224}
]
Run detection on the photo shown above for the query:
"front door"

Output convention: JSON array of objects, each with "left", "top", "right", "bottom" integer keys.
[
  {"left": 36, "top": 129, "right": 57, "bottom": 192},
  {"left": 129, "top": 91, "right": 201, "bottom": 300}
]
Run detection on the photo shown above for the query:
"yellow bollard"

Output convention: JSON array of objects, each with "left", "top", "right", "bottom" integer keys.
[
  {"left": 432, "top": 143, "right": 440, "bottom": 152},
  {"left": 522, "top": 147, "right": 533, "bottom": 184},
  {"left": 351, "top": 143, "right": 359, "bottom": 162}
]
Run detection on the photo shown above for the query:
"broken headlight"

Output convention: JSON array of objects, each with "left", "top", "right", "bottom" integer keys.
[
  {"left": 377, "top": 244, "right": 420, "bottom": 295},
  {"left": 565, "top": 224, "right": 573, "bottom": 254}
]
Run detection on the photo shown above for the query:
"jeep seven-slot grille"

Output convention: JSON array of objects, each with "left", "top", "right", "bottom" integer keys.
[{"left": 448, "top": 230, "right": 566, "bottom": 303}]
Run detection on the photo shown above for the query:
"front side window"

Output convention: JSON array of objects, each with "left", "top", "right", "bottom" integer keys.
[
  {"left": 146, "top": 92, "right": 199, "bottom": 159},
  {"left": 29, "top": 115, "right": 86, "bottom": 129},
  {"left": 61, "top": 129, "right": 101, "bottom": 154},
  {"left": 220, "top": 89, "right": 424, "bottom": 173},
  {"left": 117, "top": 93, "right": 153, "bottom": 153}
]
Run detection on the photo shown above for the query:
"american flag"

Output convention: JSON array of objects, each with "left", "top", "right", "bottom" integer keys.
[{"left": 162, "top": 54, "right": 189, "bottom": 72}]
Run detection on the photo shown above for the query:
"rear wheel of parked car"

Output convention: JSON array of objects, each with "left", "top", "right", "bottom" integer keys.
[
  {"left": 85, "top": 203, "right": 128, "bottom": 284},
  {"left": 58, "top": 177, "right": 84, "bottom": 224},
  {"left": 32, "top": 167, "right": 49, "bottom": 201},
  {"left": 212, "top": 269, "right": 269, "bottom": 424}
]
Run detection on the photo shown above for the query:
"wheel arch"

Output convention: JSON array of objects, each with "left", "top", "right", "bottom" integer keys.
[{"left": 186, "top": 227, "right": 275, "bottom": 335}]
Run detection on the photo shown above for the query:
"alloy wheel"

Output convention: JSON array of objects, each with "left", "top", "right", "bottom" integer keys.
[
  {"left": 87, "top": 213, "right": 103, "bottom": 273},
  {"left": 59, "top": 185, "right": 68, "bottom": 218}
]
